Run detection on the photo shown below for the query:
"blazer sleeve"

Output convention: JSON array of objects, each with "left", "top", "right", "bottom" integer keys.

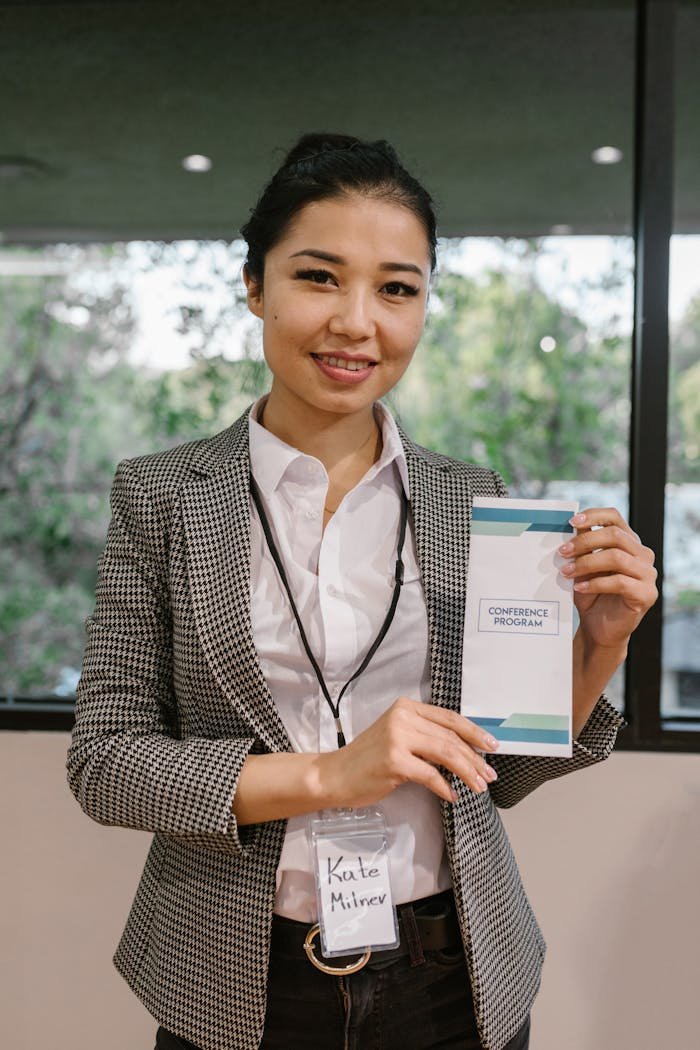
[
  {"left": 66, "top": 458, "right": 259, "bottom": 856},
  {"left": 485, "top": 695, "right": 625, "bottom": 808},
  {"left": 482, "top": 469, "right": 627, "bottom": 809}
]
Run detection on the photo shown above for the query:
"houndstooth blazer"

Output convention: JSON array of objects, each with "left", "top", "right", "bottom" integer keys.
[{"left": 67, "top": 407, "right": 624, "bottom": 1050}]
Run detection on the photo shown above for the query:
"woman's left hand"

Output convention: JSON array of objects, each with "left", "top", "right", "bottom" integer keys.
[{"left": 559, "top": 507, "right": 658, "bottom": 650}]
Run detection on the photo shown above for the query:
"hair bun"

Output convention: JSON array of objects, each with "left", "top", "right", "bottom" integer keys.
[
  {"left": 282, "top": 132, "right": 362, "bottom": 169},
  {"left": 241, "top": 131, "right": 437, "bottom": 282}
]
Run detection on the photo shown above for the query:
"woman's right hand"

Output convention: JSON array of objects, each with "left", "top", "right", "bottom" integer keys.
[
  {"left": 320, "top": 697, "right": 500, "bottom": 809},
  {"left": 233, "top": 699, "right": 500, "bottom": 826}
]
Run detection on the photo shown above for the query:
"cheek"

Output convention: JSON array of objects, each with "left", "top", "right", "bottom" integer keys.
[
  {"left": 392, "top": 312, "right": 425, "bottom": 356},
  {"left": 264, "top": 295, "right": 326, "bottom": 345}
]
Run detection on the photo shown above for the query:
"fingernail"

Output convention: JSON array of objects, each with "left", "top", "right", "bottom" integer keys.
[
  {"left": 475, "top": 775, "right": 487, "bottom": 792},
  {"left": 484, "top": 765, "right": 498, "bottom": 782},
  {"left": 560, "top": 561, "right": 575, "bottom": 576},
  {"left": 450, "top": 787, "right": 459, "bottom": 802},
  {"left": 570, "top": 513, "right": 586, "bottom": 525},
  {"left": 483, "top": 734, "right": 499, "bottom": 751},
  {"left": 558, "top": 541, "right": 573, "bottom": 555},
  {"left": 574, "top": 580, "right": 589, "bottom": 591}
]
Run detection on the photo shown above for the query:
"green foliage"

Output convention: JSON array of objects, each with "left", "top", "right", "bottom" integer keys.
[
  {"left": 669, "top": 292, "right": 700, "bottom": 483},
  {"left": 2, "top": 238, "right": 699, "bottom": 696},
  {"left": 0, "top": 247, "right": 142, "bottom": 693},
  {"left": 135, "top": 351, "right": 270, "bottom": 447},
  {"left": 392, "top": 243, "right": 631, "bottom": 489},
  {"left": 677, "top": 589, "right": 700, "bottom": 611}
]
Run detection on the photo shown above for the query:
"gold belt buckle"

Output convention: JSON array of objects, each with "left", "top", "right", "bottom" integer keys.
[{"left": 303, "top": 923, "right": 372, "bottom": 976}]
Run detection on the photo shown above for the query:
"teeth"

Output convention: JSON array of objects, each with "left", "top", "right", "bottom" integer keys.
[{"left": 318, "top": 355, "right": 372, "bottom": 371}]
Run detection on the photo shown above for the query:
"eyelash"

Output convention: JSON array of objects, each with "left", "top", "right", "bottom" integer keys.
[{"left": 294, "top": 268, "right": 419, "bottom": 298}]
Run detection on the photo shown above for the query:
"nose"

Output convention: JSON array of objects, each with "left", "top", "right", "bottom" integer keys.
[{"left": 328, "top": 288, "right": 376, "bottom": 340}]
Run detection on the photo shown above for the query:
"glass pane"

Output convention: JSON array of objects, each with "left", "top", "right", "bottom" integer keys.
[
  {"left": 0, "top": 242, "right": 266, "bottom": 701},
  {"left": 1, "top": 0, "right": 636, "bottom": 711},
  {"left": 663, "top": 2, "right": 700, "bottom": 718},
  {"left": 392, "top": 236, "right": 633, "bottom": 709}
]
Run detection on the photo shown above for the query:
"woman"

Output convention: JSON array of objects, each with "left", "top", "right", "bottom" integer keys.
[{"left": 67, "top": 133, "right": 657, "bottom": 1050}]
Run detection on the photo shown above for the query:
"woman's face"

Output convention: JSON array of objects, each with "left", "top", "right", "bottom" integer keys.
[{"left": 244, "top": 194, "right": 431, "bottom": 424}]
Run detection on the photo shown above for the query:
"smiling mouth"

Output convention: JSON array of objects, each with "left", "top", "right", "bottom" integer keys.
[{"left": 311, "top": 354, "right": 376, "bottom": 372}]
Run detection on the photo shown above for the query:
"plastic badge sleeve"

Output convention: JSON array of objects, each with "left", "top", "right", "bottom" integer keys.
[{"left": 310, "top": 808, "right": 399, "bottom": 958}]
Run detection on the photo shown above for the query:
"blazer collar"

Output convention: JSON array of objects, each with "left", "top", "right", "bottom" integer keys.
[{"left": 188, "top": 410, "right": 251, "bottom": 476}]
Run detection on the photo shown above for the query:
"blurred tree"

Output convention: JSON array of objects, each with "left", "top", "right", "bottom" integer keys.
[
  {"left": 6, "top": 236, "right": 699, "bottom": 698},
  {"left": 0, "top": 245, "right": 142, "bottom": 692},
  {"left": 392, "top": 241, "right": 631, "bottom": 491},
  {"left": 669, "top": 291, "right": 700, "bottom": 483},
  {"left": 0, "top": 241, "right": 267, "bottom": 695}
]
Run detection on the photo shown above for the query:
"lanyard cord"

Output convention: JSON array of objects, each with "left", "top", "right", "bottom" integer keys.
[{"left": 250, "top": 475, "right": 409, "bottom": 748}]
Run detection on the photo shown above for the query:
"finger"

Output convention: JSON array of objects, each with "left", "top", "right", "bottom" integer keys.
[
  {"left": 401, "top": 755, "right": 459, "bottom": 803},
  {"left": 415, "top": 702, "right": 500, "bottom": 752},
  {"left": 559, "top": 524, "right": 642, "bottom": 561},
  {"left": 413, "top": 720, "right": 498, "bottom": 788},
  {"left": 573, "top": 572, "right": 659, "bottom": 608},
  {"left": 389, "top": 701, "right": 500, "bottom": 791},
  {"left": 570, "top": 507, "right": 634, "bottom": 535},
  {"left": 572, "top": 511, "right": 655, "bottom": 567},
  {"left": 560, "top": 547, "right": 651, "bottom": 582}
]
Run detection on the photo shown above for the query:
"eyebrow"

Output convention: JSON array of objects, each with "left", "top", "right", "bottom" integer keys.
[{"left": 289, "top": 248, "right": 425, "bottom": 278}]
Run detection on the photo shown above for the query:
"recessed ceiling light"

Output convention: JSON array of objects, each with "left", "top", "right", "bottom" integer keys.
[
  {"left": 540, "top": 336, "right": 557, "bottom": 353},
  {"left": 0, "top": 155, "right": 50, "bottom": 178},
  {"left": 182, "top": 154, "right": 213, "bottom": 173},
  {"left": 549, "top": 224, "right": 573, "bottom": 236},
  {"left": 591, "top": 146, "right": 623, "bottom": 165}
]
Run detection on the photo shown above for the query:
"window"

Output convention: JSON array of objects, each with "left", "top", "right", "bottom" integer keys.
[
  {"left": 662, "top": 1, "right": 700, "bottom": 722},
  {"left": 1, "top": 0, "right": 697, "bottom": 750}
]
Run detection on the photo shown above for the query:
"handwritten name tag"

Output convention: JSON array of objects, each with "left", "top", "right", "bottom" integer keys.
[{"left": 311, "top": 811, "right": 398, "bottom": 956}]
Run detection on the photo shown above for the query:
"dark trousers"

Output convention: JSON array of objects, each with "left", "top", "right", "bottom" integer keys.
[{"left": 155, "top": 912, "right": 531, "bottom": 1050}]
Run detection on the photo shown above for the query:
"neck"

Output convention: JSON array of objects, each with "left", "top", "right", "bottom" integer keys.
[{"left": 258, "top": 390, "right": 381, "bottom": 474}]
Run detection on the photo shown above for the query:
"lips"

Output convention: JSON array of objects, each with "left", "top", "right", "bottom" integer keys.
[
  {"left": 311, "top": 353, "right": 376, "bottom": 372},
  {"left": 311, "top": 353, "right": 377, "bottom": 385}
]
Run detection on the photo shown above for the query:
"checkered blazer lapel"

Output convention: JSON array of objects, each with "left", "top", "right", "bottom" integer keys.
[
  {"left": 400, "top": 428, "right": 472, "bottom": 715},
  {"left": 180, "top": 414, "right": 291, "bottom": 753}
]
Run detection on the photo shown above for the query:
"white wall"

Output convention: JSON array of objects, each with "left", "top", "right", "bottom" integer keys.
[{"left": 1, "top": 733, "right": 698, "bottom": 1050}]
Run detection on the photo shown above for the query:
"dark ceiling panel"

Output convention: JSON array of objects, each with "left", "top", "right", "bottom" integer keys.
[{"left": 0, "top": 1, "right": 648, "bottom": 241}]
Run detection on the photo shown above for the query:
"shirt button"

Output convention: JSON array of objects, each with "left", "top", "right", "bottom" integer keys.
[
  {"left": 330, "top": 685, "right": 341, "bottom": 700},
  {"left": 306, "top": 508, "right": 319, "bottom": 520},
  {"left": 306, "top": 462, "right": 318, "bottom": 476},
  {"left": 327, "top": 584, "right": 338, "bottom": 597}
]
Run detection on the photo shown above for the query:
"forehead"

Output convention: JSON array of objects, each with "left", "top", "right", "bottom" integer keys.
[{"left": 276, "top": 195, "right": 431, "bottom": 270}]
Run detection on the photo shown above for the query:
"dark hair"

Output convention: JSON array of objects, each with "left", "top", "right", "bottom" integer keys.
[{"left": 240, "top": 132, "right": 437, "bottom": 285}]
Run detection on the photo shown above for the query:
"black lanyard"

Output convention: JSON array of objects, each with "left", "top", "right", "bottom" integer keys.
[{"left": 250, "top": 475, "right": 409, "bottom": 748}]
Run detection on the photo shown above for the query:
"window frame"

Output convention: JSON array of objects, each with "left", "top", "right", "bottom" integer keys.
[
  {"left": 617, "top": 0, "right": 700, "bottom": 753},
  {"left": 1, "top": 0, "right": 699, "bottom": 749}
]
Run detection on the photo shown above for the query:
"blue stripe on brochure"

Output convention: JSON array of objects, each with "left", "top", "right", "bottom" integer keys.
[{"left": 472, "top": 507, "right": 573, "bottom": 524}]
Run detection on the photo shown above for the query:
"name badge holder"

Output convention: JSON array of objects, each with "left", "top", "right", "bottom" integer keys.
[{"left": 306, "top": 807, "right": 399, "bottom": 974}]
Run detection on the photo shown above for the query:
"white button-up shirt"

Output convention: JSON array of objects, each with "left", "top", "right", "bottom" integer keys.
[{"left": 249, "top": 399, "right": 451, "bottom": 922}]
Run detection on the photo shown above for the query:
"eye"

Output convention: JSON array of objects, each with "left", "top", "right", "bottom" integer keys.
[
  {"left": 294, "top": 268, "right": 336, "bottom": 286},
  {"left": 382, "top": 281, "right": 420, "bottom": 298}
]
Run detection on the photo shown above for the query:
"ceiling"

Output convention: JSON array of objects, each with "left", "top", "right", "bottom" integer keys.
[{"left": 0, "top": 0, "right": 697, "bottom": 243}]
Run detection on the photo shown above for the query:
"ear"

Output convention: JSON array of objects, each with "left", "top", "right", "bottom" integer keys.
[{"left": 243, "top": 264, "right": 264, "bottom": 319}]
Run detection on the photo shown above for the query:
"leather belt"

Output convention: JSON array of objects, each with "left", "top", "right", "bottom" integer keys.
[{"left": 271, "top": 889, "right": 463, "bottom": 974}]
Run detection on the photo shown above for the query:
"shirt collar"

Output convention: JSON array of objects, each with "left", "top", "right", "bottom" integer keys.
[{"left": 248, "top": 396, "right": 409, "bottom": 499}]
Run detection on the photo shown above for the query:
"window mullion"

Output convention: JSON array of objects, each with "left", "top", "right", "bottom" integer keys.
[{"left": 626, "top": 0, "right": 676, "bottom": 744}]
